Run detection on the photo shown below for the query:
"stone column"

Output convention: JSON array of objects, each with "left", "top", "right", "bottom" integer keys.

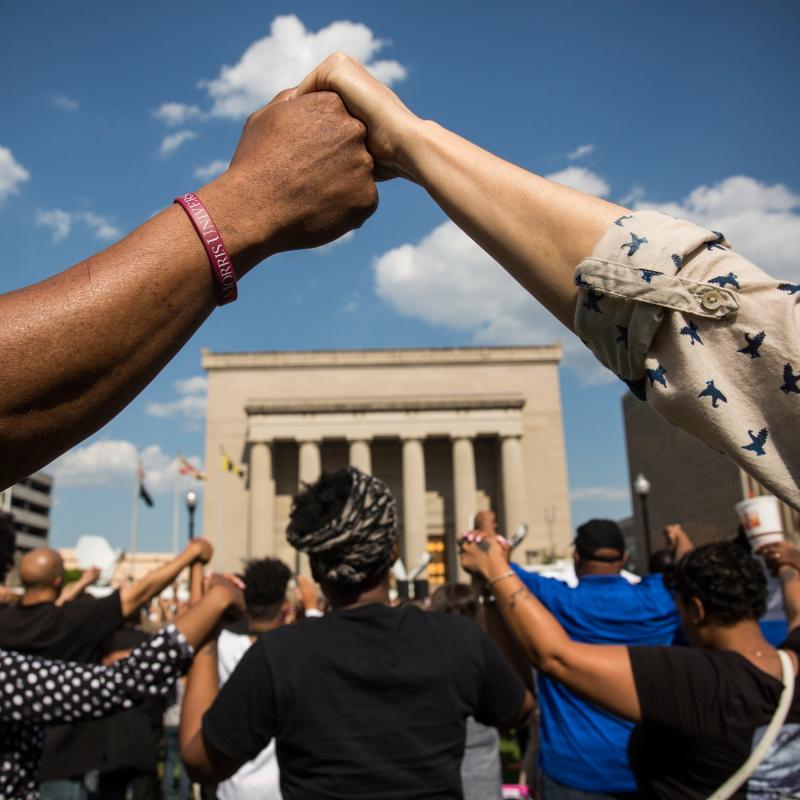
[
  {"left": 296, "top": 440, "right": 321, "bottom": 576},
  {"left": 249, "top": 441, "right": 275, "bottom": 557},
  {"left": 298, "top": 440, "right": 321, "bottom": 486},
  {"left": 348, "top": 439, "right": 372, "bottom": 475},
  {"left": 402, "top": 437, "right": 428, "bottom": 568},
  {"left": 452, "top": 437, "right": 477, "bottom": 580},
  {"left": 501, "top": 435, "right": 527, "bottom": 538}
]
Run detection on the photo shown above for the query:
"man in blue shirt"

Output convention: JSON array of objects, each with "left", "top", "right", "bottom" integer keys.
[{"left": 511, "top": 519, "right": 679, "bottom": 799}]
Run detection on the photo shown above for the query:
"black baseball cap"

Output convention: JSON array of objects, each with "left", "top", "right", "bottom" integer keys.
[{"left": 574, "top": 519, "right": 626, "bottom": 562}]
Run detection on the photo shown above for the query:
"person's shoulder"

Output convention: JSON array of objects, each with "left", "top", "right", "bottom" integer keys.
[{"left": 425, "top": 609, "right": 482, "bottom": 642}]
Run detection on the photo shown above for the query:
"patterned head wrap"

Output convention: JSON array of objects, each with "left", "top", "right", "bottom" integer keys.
[{"left": 286, "top": 467, "right": 397, "bottom": 586}]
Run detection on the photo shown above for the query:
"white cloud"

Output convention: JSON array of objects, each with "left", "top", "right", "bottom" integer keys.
[
  {"left": 36, "top": 209, "right": 72, "bottom": 242},
  {"left": 153, "top": 102, "right": 204, "bottom": 126},
  {"left": 159, "top": 130, "right": 198, "bottom": 157},
  {"left": 51, "top": 439, "right": 201, "bottom": 494},
  {"left": 36, "top": 209, "right": 120, "bottom": 243},
  {"left": 147, "top": 375, "right": 207, "bottom": 422},
  {"left": 52, "top": 440, "right": 202, "bottom": 494},
  {"left": 545, "top": 166, "right": 610, "bottom": 197},
  {"left": 52, "top": 94, "right": 78, "bottom": 112},
  {"left": 0, "top": 146, "right": 30, "bottom": 203},
  {"left": 316, "top": 230, "right": 355, "bottom": 254},
  {"left": 193, "top": 160, "right": 229, "bottom": 181},
  {"left": 201, "top": 14, "right": 407, "bottom": 119},
  {"left": 567, "top": 143, "right": 594, "bottom": 161},
  {"left": 372, "top": 219, "right": 622, "bottom": 383},
  {"left": 570, "top": 486, "right": 630, "bottom": 502},
  {"left": 634, "top": 175, "right": 800, "bottom": 278}
]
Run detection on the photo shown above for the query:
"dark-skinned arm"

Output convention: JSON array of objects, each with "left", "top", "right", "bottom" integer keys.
[
  {"left": 0, "top": 91, "right": 377, "bottom": 491},
  {"left": 461, "top": 536, "right": 640, "bottom": 723}
]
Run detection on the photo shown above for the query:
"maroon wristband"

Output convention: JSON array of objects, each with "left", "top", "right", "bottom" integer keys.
[{"left": 174, "top": 192, "right": 237, "bottom": 305}]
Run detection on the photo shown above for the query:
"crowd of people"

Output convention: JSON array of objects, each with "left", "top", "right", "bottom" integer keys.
[{"left": 0, "top": 50, "right": 798, "bottom": 800}]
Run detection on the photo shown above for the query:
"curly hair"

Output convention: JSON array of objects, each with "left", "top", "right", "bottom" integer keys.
[
  {"left": 289, "top": 470, "right": 352, "bottom": 535},
  {"left": 667, "top": 540, "right": 766, "bottom": 625},
  {"left": 242, "top": 557, "right": 291, "bottom": 620},
  {"left": 287, "top": 468, "right": 397, "bottom": 586},
  {"left": 0, "top": 511, "right": 15, "bottom": 583}
]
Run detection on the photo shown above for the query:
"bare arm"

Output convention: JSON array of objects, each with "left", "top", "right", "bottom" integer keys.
[
  {"left": 294, "top": 54, "right": 627, "bottom": 331},
  {"left": 664, "top": 524, "right": 695, "bottom": 562},
  {"left": 55, "top": 566, "right": 100, "bottom": 607},
  {"left": 119, "top": 538, "right": 211, "bottom": 618},
  {"left": 0, "top": 91, "right": 376, "bottom": 491},
  {"left": 461, "top": 537, "right": 641, "bottom": 722},
  {"left": 761, "top": 542, "right": 800, "bottom": 632}
]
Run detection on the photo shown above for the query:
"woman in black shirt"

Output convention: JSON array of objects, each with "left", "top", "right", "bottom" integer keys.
[{"left": 461, "top": 530, "right": 800, "bottom": 799}]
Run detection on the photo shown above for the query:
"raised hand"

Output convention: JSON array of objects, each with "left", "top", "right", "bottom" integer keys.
[
  {"left": 188, "top": 537, "right": 214, "bottom": 565},
  {"left": 226, "top": 88, "right": 379, "bottom": 254},
  {"left": 293, "top": 53, "right": 421, "bottom": 181}
]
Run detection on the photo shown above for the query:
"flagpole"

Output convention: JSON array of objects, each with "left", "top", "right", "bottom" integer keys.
[
  {"left": 171, "top": 470, "right": 180, "bottom": 555},
  {"left": 129, "top": 467, "right": 139, "bottom": 582}
]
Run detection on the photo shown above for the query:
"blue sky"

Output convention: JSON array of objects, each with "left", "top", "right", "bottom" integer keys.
[{"left": 1, "top": 1, "right": 799, "bottom": 553}]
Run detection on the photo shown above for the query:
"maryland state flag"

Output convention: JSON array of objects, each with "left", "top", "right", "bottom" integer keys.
[
  {"left": 220, "top": 448, "right": 245, "bottom": 478},
  {"left": 138, "top": 462, "right": 154, "bottom": 507},
  {"left": 178, "top": 455, "right": 206, "bottom": 481}
]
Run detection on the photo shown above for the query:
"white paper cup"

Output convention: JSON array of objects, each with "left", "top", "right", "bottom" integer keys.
[{"left": 735, "top": 496, "right": 784, "bottom": 551}]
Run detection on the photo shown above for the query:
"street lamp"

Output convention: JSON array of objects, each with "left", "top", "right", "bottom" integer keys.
[
  {"left": 634, "top": 473, "right": 652, "bottom": 570},
  {"left": 186, "top": 490, "right": 197, "bottom": 541}
]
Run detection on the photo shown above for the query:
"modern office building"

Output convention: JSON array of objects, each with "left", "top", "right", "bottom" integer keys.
[
  {"left": 622, "top": 393, "right": 799, "bottom": 570},
  {"left": 0, "top": 471, "right": 54, "bottom": 554},
  {"left": 202, "top": 346, "right": 572, "bottom": 580}
]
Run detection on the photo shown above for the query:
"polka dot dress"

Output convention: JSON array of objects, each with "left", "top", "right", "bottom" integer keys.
[{"left": 0, "top": 625, "right": 192, "bottom": 800}]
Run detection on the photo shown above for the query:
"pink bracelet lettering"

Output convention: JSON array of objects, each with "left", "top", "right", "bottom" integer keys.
[{"left": 174, "top": 192, "right": 237, "bottom": 305}]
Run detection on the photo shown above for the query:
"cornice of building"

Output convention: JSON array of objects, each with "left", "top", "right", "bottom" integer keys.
[
  {"left": 245, "top": 394, "right": 526, "bottom": 416},
  {"left": 202, "top": 344, "right": 562, "bottom": 370}
]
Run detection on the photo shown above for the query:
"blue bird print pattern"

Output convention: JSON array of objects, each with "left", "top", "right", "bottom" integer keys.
[
  {"left": 780, "top": 364, "right": 800, "bottom": 395},
  {"left": 737, "top": 331, "right": 765, "bottom": 359},
  {"left": 645, "top": 364, "right": 667, "bottom": 388},
  {"left": 698, "top": 380, "right": 727, "bottom": 408},
  {"left": 778, "top": 283, "right": 800, "bottom": 295},
  {"left": 709, "top": 272, "right": 740, "bottom": 290},
  {"left": 639, "top": 269, "right": 662, "bottom": 283},
  {"left": 615, "top": 325, "right": 629, "bottom": 349},
  {"left": 742, "top": 428, "right": 768, "bottom": 457},
  {"left": 706, "top": 231, "right": 726, "bottom": 251},
  {"left": 575, "top": 272, "right": 593, "bottom": 288},
  {"left": 680, "top": 321, "right": 703, "bottom": 346},
  {"left": 671, "top": 254, "right": 683, "bottom": 272},
  {"left": 624, "top": 378, "right": 647, "bottom": 401},
  {"left": 614, "top": 215, "right": 633, "bottom": 227},
  {"left": 621, "top": 232, "right": 648, "bottom": 257},
  {"left": 583, "top": 288, "right": 603, "bottom": 313}
]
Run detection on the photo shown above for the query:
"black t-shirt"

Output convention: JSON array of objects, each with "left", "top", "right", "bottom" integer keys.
[
  {"left": 0, "top": 592, "right": 124, "bottom": 663},
  {"left": 628, "top": 628, "right": 800, "bottom": 799},
  {"left": 203, "top": 603, "right": 526, "bottom": 800}
]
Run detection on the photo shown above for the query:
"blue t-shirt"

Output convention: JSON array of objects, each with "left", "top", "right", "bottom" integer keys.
[{"left": 511, "top": 565, "right": 680, "bottom": 793}]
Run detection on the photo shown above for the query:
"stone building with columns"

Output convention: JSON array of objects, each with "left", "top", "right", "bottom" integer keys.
[{"left": 202, "top": 346, "right": 572, "bottom": 581}]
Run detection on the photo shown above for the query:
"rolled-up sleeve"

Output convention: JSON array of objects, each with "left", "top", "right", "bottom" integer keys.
[{"left": 574, "top": 209, "right": 800, "bottom": 509}]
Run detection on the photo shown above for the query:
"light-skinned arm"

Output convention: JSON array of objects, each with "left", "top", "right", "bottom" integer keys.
[
  {"left": 55, "top": 566, "right": 101, "bottom": 607},
  {"left": 761, "top": 541, "right": 800, "bottom": 632},
  {"left": 293, "top": 54, "right": 628, "bottom": 331},
  {"left": 119, "top": 538, "right": 212, "bottom": 618},
  {"left": 0, "top": 91, "right": 377, "bottom": 491},
  {"left": 664, "top": 524, "right": 695, "bottom": 563},
  {"left": 461, "top": 535, "right": 641, "bottom": 722}
]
